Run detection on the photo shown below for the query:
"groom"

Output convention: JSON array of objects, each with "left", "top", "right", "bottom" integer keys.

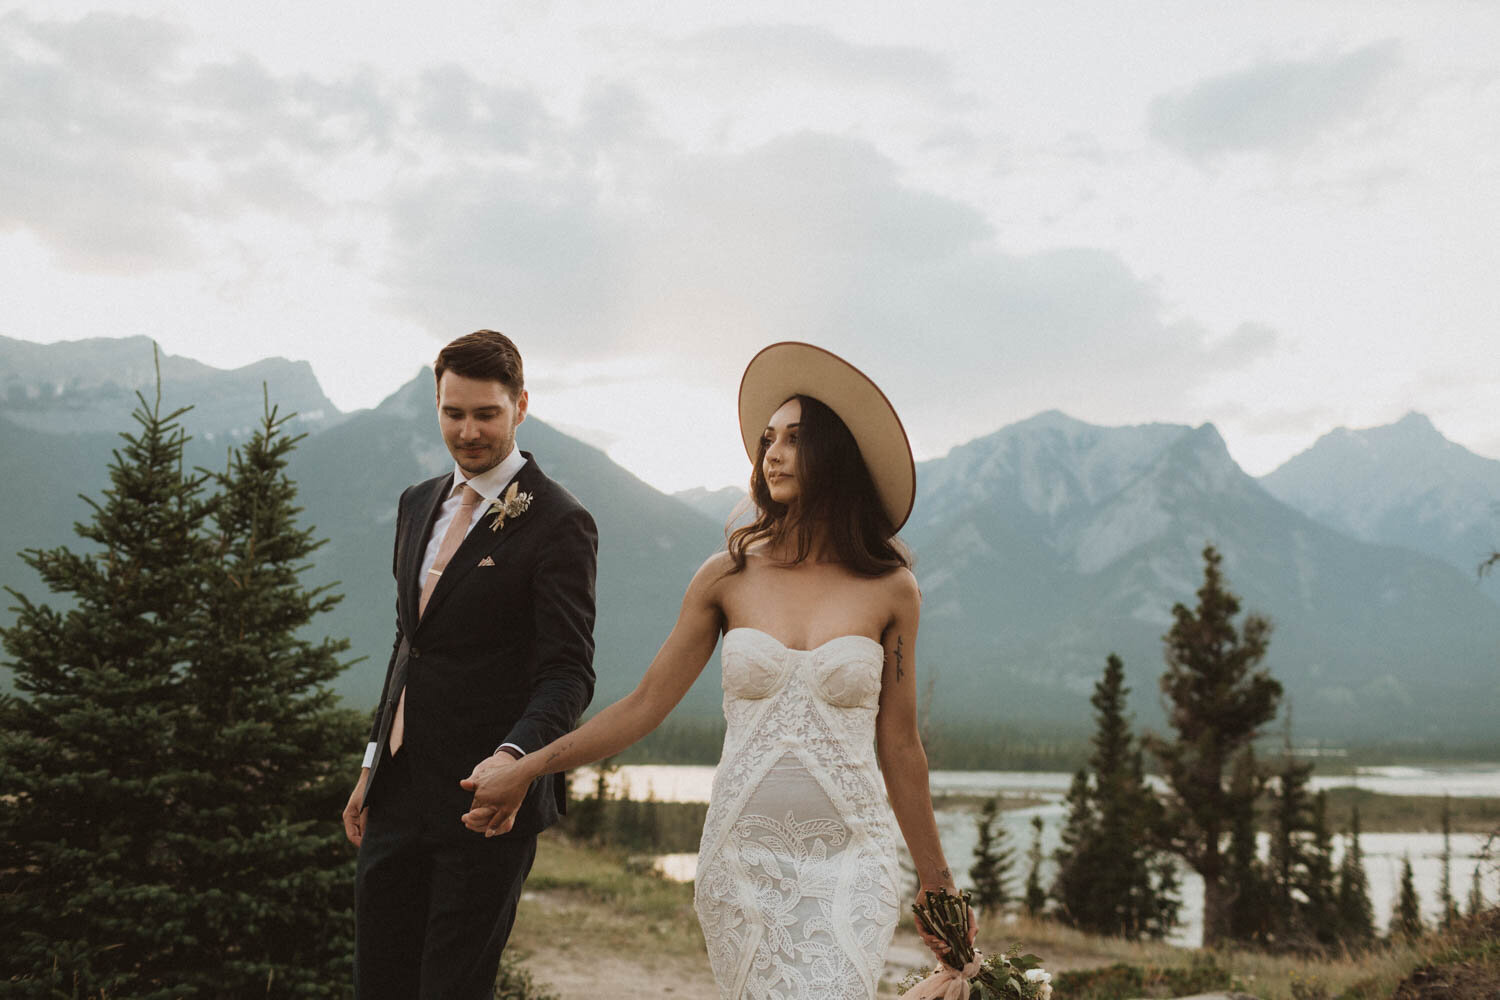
[{"left": 341, "top": 329, "right": 598, "bottom": 999}]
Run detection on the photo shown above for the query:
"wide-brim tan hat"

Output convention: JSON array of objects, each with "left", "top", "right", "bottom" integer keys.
[{"left": 738, "top": 342, "right": 916, "bottom": 531}]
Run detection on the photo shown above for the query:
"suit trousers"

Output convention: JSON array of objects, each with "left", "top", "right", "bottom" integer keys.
[{"left": 355, "top": 748, "right": 538, "bottom": 1000}]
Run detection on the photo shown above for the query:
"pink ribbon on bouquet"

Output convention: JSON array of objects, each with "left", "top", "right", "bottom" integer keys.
[{"left": 905, "top": 950, "right": 983, "bottom": 1000}]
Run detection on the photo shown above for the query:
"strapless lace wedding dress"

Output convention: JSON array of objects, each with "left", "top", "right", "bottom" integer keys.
[{"left": 694, "top": 627, "right": 901, "bottom": 1000}]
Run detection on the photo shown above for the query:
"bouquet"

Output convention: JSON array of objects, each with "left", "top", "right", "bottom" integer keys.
[{"left": 899, "top": 888, "right": 1053, "bottom": 1000}]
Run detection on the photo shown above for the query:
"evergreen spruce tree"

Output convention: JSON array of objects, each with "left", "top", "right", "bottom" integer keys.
[
  {"left": 640, "top": 786, "right": 662, "bottom": 850},
  {"left": 1051, "top": 769, "right": 1099, "bottom": 927},
  {"left": 615, "top": 780, "right": 641, "bottom": 847},
  {"left": 1225, "top": 746, "right": 1271, "bottom": 943},
  {"left": 1146, "top": 545, "right": 1282, "bottom": 948},
  {"left": 0, "top": 380, "right": 212, "bottom": 995},
  {"left": 969, "top": 797, "right": 1015, "bottom": 911},
  {"left": 1438, "top": 795, "right": 1457, "bottom": 928},
  {"left": 1301, "top": 792, "right": 1340, "bottom": 949},
  {"left": 173, "top": 397, "right": 365, "bottom": 993},
  {"left": 1024, "top": 815, "right": 1047, "bottom": 918},
  {"left": 1335, "top": 800, "right": 1375, "bottom": 947},
  {"left": 1087, "top": 654, "right": 1174, "bottom": 938},
  {"left": 1267, "top": 721, "right": 1314, "bottom": 943},
  {"left": 1051, "top": 654, "right": 1178, "bottom": 939},
  {"left": 1393, "top": 855, "right": 1425, "bottom": 941},
  {"left": 1146, "top": 854, "right": 1184, "bottom": 941},
  {"left": 571, "top": 757, "right": 614, "bottom": 843},
  {"left": 0, "top": 381, "right": 366, "bottom": 996},
  {"left": 1468, "top": 862, "right": 1485, "bottom": 917}
]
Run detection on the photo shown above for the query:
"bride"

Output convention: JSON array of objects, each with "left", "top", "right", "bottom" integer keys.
[{"left": 461, "top": 342, "right": 967, "bottom": 999}]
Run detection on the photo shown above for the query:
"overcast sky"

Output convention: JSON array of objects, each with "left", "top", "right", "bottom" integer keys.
[{"left": 4, "top": 1, "right": 1498, "bottom": 492}]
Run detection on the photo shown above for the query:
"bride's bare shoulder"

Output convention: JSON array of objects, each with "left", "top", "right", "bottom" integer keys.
[
  {"left": 878, "top": 565, "right": 921, "bottom": 616},
  {"left": 685, "top": 549, "right": 746, "bottom": 598}
]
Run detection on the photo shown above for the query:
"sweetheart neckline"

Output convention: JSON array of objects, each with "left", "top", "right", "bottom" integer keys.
[{"left": 724, "top": 626, "right": 883, "bottom": 654}]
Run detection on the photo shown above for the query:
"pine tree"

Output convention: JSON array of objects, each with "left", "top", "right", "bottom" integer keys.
[
  {"left": 640, "top": 786, "right": 662, "bottom": 850},
  {"left": 1226, "top": 747, "right": 1271, "bottom": 943},
  {"left": 1024, "top": 815, "right": 1047, "bottom": 918},
  {"left": 571, "top": 757, "right": 615, "bottom": 842},
  {"left": 1052, "top": 654, "right": 1178, "bottom": 939},
  {"left": 1335, "top": 800, "right": 1375, "bottom": 947},
  {"left": 1147, "top": 853, "right": 1184, "bottom": 941},
  {"left": 172, "top": 397, "right": 365, "bottom": 993},
  {"left": 1267, "top": 721, "right": 1314, "bottom": 943},
  {"left": 1301, "top": 792, "right": 1340, "bottom": 949},
  {"left": 970, "top": 797, "right": 1015, "bottom": 911},
  {"left": 0, "top": 378, "right": 365, "bottom": 995},
  {"left": 1146, "top": 544, "right": 1282, "bottom": 948},
  {"left": 1051, "top": 769, "right": 1099, "bottom": 925},
  {"left": 1438, "top": 795, "right": 1457, "bottom": 928},
  {"left": 1468, "top": 861, "right": 1486, "bottom": 917},
  {"left": 0, "top": 379, "right": 214, "bottom": 994},
  {"left": 1393, "top": 855, "right": 1425, "bottom": 941},
  {"left": 1088, "top": 655, "right": 1174, "bottom": 938}
]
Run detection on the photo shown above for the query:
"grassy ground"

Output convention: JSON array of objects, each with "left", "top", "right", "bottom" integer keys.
[
  {"left": 508, "top": 831, "right": 1500, "bottom": 1000},
  {"left": 971, "top": 909, "right": 1500, "bottom": 1000}
]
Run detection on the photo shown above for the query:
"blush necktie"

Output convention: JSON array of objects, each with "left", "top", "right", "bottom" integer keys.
[{"left": 390, "top": 482, "right": 481, "bottom": 755}]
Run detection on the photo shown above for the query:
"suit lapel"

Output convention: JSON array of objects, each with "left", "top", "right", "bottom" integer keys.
[
  {"left": 416, "top": 457, "right": 544, "bottom": 627},
  {"left": 400, "top": 474, "right": 453, "bottom": 629}
]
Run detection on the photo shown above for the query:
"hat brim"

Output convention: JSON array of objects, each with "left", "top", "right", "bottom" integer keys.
[{"left": 738, "top": 342, "right": 916, "bottom": 532}]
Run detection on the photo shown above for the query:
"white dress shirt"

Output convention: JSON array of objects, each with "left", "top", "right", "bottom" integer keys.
[{"left": 362, "top": 447, "right": 530, "bottom": 769}]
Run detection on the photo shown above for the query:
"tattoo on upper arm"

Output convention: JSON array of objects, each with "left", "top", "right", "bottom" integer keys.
[{"left": 893, "top": 635, "right": 905, "bottom": 682}]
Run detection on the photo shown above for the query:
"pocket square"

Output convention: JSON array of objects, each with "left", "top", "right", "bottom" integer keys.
[{"left": 477, "top": 556, "right": 496, "bottom": 567}]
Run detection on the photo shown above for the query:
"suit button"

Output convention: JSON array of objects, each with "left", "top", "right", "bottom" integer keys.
[{"left": 410, "top": 646, "right": 420, "bottom": 659}]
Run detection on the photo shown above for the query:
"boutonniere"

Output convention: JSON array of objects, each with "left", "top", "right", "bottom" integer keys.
[{"left": 486, "top": 482, "right": 534, "bottom": 532}]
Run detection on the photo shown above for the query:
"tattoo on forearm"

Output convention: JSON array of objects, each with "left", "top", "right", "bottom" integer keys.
[
  {"left": 893, "top": 636, "right": 905, "bottom": 682},
  {"left": 938, "top": 868, "right": 952, "bottom": 881}
]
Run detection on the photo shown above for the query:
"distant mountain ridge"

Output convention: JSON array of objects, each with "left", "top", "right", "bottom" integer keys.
[
  {"left": 902, "top": 411, "right": 1500, "bottom": 739},
  {"left": 2, "top": 339, "right": 1497, "bottom": 743},
  {"left": 0, "top": 334, "right": 342, "bottom": 437},
  {"left": 1261, "top": 412, "right": 1500, "bottom": 597}
]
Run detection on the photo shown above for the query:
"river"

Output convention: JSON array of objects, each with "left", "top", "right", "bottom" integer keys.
[{"left": 582, "top": 762, "right": 1500, "bottom": 947}]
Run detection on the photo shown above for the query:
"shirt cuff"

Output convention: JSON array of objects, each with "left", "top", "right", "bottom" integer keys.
[
  {"left": 362, "top": 743, "right": 378, "bottom": 768},
  {"left": 495, "top": 742, "right": 525, "bottom": 759}
]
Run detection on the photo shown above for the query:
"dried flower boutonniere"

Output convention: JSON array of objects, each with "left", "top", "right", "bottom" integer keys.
[{"left": 487, "top": 482, "right": 534, "bottom": 532}]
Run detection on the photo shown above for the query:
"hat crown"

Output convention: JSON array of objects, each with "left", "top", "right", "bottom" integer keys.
[{"left": 737, "top": 342, "right": 915, "bottom": 531}]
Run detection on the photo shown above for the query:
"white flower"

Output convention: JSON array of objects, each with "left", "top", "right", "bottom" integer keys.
[
  {"left": 1025, "top": 968, "right": 1052, "bottom": 999},
  {"left": 487, "top": 483, "right": 533, "bottom": 532}
]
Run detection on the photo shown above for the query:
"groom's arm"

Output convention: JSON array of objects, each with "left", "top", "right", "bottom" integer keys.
[
  {"left": 363, "top": 487, "right": 411, "bottom": 765},
  {"left": 498, "top": 503, "right": 598, "bottom": 754}
]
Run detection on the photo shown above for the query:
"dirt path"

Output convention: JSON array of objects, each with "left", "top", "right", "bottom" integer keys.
[{"left": 518, "top": 920, "right": 937, "bottom": 998}]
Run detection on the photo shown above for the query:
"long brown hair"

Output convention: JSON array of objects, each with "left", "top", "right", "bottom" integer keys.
[{"left": 726, "top": 394, "right": 910, "bottom": 577}]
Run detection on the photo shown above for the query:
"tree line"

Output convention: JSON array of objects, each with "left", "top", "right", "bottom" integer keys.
[{"left": 966, "top": 545, "right": 1493, "bottom": 952}]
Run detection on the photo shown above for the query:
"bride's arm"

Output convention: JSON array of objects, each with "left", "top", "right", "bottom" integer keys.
[
  {"left": 461, "top": 552, "right": 728, "bottom": 835},
  {"left": 875, "top": 569, "right": 959, "bottom": 896}
]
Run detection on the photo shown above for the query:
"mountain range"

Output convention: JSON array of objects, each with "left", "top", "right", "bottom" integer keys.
[{"left": 2, "top": 338, "right": 1497, "bottom": 743}]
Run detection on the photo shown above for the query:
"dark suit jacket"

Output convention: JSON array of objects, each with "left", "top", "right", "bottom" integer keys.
[{"left": 363, "top": 452, "right": 597, "bottom": 839}]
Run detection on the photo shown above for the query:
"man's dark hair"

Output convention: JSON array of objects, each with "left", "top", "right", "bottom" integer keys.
[{"left": 434, "top": 330, "right": 525, "bottom": 398}]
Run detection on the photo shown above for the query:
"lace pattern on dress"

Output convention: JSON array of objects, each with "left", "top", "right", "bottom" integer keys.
[{"left": 695, "top": 630, "right": 900, "bottom": 1000}]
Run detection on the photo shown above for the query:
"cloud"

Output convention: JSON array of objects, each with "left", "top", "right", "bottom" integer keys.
[
  {"left": 1148, "top": 40, "right": 1402, "bottom": 159},
  {"left": 0, "top": 11, "right": 397, "bottom": 272},
  {"left": 381, "top": 122, "right": 1282, "bottom": 459},
  {"left": 677, "top": 23, "right": 958, "bottom": 101}
]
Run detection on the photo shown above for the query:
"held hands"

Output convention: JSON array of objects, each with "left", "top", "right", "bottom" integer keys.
[{"left": 459, "top": 752, "right": 532, "bottom": 836}]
